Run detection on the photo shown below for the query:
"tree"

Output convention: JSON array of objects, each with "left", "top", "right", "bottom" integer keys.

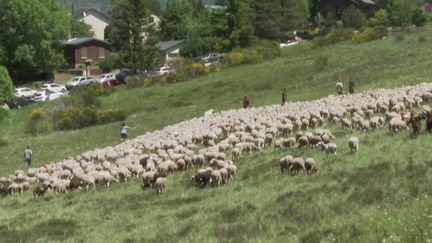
[
  {"left": 0, "top": 0, "right": 76, "bottom": 82},
  {"left": 70, "top": 20, "right": 94, "bottom": 38},
  {"left": 374, "top": 9, "right": 391, "bottom": 27},
  {"left": 387, "top": 0, "right": 416, "bottom": 27},
  {"left": 411, "top": 8, "right": 427, "bottom": 27},
  {"left": 252, "top": 0, "right": 310, "bottom": 39},
  {"left": 110, "top": 0, "right": 161, "bottom": 71},
  {"left": 0, "top": 66, "right": 14, "bottom": 104},
  {"left": 159, "top": 0, "right": 193, "bottom": 40},
  {"left": 342, "top": 5, "right": 366, "bottom": 29},
  {"left": 213, "top": 0, "right": 255, "bottom": 50}
]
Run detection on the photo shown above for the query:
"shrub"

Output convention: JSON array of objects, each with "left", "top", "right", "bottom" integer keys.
[
  {"left": 224, "top": 52, "right": 246, "bottom": 65},
  {"left": 314, "top": 56, "right": 328, "bottom": 71},
  {"left": 351, "top": 27, "right": 387, "bottom": 44},
  {"left": 191, "top": 63, "right": 209, "bottom": 76},
  {"left": 26, "top": 107, "right": 48, "bottom": 135},
  {"left": 98, "top": 52, "right": 121, "bottom": 73},
  {"left": 342, "top": 5, "right": 366, "bottom": 29},
  {"left": 253, "top": 40, "right": 281, "bottom": 59},
  {"left": 30, "top": 107, "right": 44, "bottom": 119},
  {"left": 324, "top": 28, "right": 355, "bottom": 44},
  {"left": 418, "top": 36, "right": 426, "bottom": 43},
  {"left": 98, "top": 109, "right": 126, "bottom": 123},
  {"left": 411, "top": 8, "right": 427, "bottom": 27},
  {"left": 0, "top": 66, "right": 14, "bottom": 104},
  {"left": 243, "top": 49, "right": 264, "bottom": 64},
  {"left": 126, "top": 76, "right": 146, "bottom": 89}
]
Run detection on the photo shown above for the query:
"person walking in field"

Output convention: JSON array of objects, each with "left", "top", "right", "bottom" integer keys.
[
  {"left": 23, "top": 146, "right": 32, "bottom": 167},
  {"left": 282, "top": 88, "right": 288, "bottom": 105},
  {"left": 348, "top": 78, "right": 356, "bottom": 94},
  {"left": 336, "top": 79, "right": 344, "bottom": 95},
  {"left": 243, "top": 96, "right": 250, "bottom": 109},
  {"left": 120, "top": 122, "right": 137, "bottom": 141}
]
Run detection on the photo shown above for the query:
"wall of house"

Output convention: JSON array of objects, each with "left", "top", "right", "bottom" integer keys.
[
  {"left": 74, "top": 45, "right": 110, "bottom": 67},
  {"left": 79, "top": 15, "right": 108, "bottom": 40}
]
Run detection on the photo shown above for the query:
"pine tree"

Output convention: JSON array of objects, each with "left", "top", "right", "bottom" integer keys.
[{"left": 110, "top": 0, "right": 161, "bottom": 71}]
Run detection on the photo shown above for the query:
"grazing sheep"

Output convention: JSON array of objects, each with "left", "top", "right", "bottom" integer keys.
[
  {"left": 426, "top": 116, "right": 432, "bottom": 133},
  {"left": 226, "top": 164, "right": 237, "bottom": 180},
  {"left": 290, "top": 158, "right": 305, "bottom": 174},
  {"left": 191, "top": 169, "right": 211, "bottom": 188},
  {"left": 297, "top": 136, "right": 309, "bottom": 148},
  {"left": 142, "top": 171, "right": 156, "bottom": 188},
  {"left": 408, "top": 115, "right": 421, "bottom": 136},
  {"left": 316, "top": 142, "right": 337, "bottom": 157},
  {"left": 348, "top": 137, "right": 359, "bottom": 153},
  {"left": 304, "top": 158, "right": 317, "bottom": 174},
  {"left": 389, "top": 118, "right": 407, "bottom": 133},
  {"left": 279, "top": 155, "right": 294, "bottom": 173},
  {"left": 210, "top": 170, "right": 222, "bottom": 187},
  {"left": 33, "top": 184, "right": 50, "bottom": 198},
  {"left": 341, "top": 118, "right": 352, "bottom": 130},
  {"left": 155, "top": 177, "right": 167, "bottom": 194}
]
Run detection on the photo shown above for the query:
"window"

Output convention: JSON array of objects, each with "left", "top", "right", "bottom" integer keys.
[
  {"left": 99, "top": 47, "right": 105, "bottom": 58},
  {"left": 81, "top": 47, "right": 87, "bottom": 59}
]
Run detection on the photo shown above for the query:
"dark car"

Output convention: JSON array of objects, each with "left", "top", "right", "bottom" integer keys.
[{"left": 115, "top": 70, "right": 133, "bottom": 84}]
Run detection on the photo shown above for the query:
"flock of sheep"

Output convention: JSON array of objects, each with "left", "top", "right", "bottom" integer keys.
[{"left": 1, "top": 82, "right": 432, "bottom": 198}]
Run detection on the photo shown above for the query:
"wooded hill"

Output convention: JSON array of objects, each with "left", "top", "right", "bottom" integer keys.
[{"left": 58, "top": 0, "right": 216, "bottom": 14}]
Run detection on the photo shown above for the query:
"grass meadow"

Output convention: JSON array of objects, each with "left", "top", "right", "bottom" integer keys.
[{"left": 0, "top": 31, "right": 432, "bottom": 242}]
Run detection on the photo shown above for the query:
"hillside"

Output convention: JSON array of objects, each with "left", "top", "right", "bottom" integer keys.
[{"left": 1, "top": 31, "right": 432, "bottom": 241}]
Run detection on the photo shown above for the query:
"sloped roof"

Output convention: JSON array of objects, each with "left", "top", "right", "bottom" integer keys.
[
  {"left": 73, "top": 8, "right": 112, "bottom": 24},
  {"left": 63, "top": 38, "right": 109, "bottom": 46},
  {"left": 155, "top": 40, "right": 184, "bottom": 52}
]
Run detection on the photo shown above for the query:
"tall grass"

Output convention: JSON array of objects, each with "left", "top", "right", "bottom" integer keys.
[{"left": 0, "top": 31, "right": 432, "bottom": 242}]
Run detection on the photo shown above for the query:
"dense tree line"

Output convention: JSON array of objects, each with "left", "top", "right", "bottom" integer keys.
[{"left": 0, "top": 0, "right": 429, "bottom": 85}]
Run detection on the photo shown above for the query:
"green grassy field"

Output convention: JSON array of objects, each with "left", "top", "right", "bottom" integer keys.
[{"left": 1, "top": 31, "right": 432, "bottom": 242}]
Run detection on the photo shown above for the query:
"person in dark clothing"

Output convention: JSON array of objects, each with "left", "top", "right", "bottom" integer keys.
[
  {"left": 24, "top": 146, "right": 32, "bottom": 167},
  {"left": 243, "top": 96, "right": 250, "bottom": 109},
  {"left": 348, "top": 78, "right": 356, "bottom": 94},
  {"left": 282, "top": 88, "right": 288, "bottom": 105}
]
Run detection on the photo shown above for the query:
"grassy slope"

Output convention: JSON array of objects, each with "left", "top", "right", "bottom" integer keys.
[{"left": 0, "top": 32, "right": 432, "bottom": 242}]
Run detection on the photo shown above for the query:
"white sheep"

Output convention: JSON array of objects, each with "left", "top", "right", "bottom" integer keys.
[{"left": 348, "top": 136, "right": 359, "bottom": 153}]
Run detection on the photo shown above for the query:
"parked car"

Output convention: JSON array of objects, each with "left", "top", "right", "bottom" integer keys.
[
  {"left": 41, "top": 83, "right": 66, "bottom": 93},
  {"left": 96, "top": 73, "right": 116, "bottom": 84},
  {"left": 32, "top": 92, "right": 48, "bottom": 103},
  {"left": 65, "top": 76, "right": 94, "bottom": 90},
  {"left": 154, "top": 66, "right": 172, "bottom": 76},
  {"left": 15, "top": 87, "right": 38, "bottom": 98},
  {"left": 103, "top": 77, "right": 128, "bottom": 88},
  {"left": 115, "top": 70, "right": 133, "bottom": 83},
  {"left": 279, "top": 40, "right": 298, "bottom": 48},
  {"left": 47, "top": 92, "right": 65, "bottom": 101},
  {"left": 195, "top": 53, "right": 224, "bottom": 64}
]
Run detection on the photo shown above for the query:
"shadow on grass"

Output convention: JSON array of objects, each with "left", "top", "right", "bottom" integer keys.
[{"left": 0, "top": 219, "right": 79, "bottom": 242}]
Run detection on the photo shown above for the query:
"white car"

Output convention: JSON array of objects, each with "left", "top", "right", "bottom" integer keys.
[
  {"left": 96, "top": 73, "right": 116, "bottom": 84},
  {"left": 41, "top": 83, "right": 66, "bottom": 93},
  {"left": 154, "top": 67, "right": 172, "bottom": 76},
  {"left": 280, "top": 40, "right": 298, "bottom": 48},
  {"left": 32, "top": 92, "right": 48, "bottom": 103},
  {"left": 15, "top": 87, "right": 38, "bottom": 98},
  {"left": 65, "top": 76, "right": 94, "bottom": 90},
  {"left": 47, "top": 92, "right": 65, "bottom": 101}
]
